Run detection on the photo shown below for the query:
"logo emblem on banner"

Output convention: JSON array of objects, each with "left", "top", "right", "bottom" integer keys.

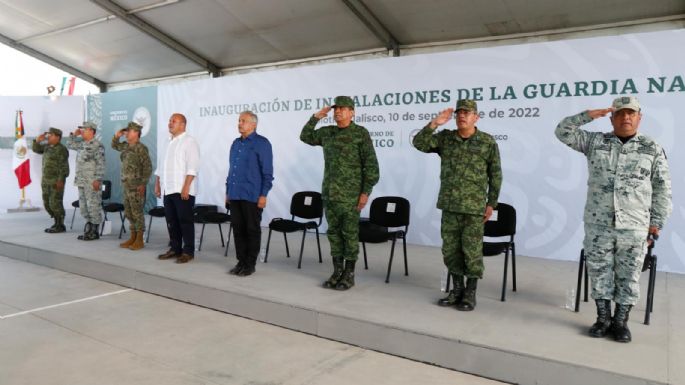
[{"left": 133, "top": 106, "right": 152, "bottom": 137}]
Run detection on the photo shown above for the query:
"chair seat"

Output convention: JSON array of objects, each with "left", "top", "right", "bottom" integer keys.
[
  {"left": 71, "top": 200, "right": 79, "bottom": 208},
  {"left": 483, "top": 242, "right": 511, "bottom": 256},
  {"left": 359, "top": 222, "right": 393, "bottom": 243},
  {"left": 269, "top": 218, "right": 316, "bottom": 233},
  {"left": 148, "top": 206, "right": 165, "bottom": 217},
  {"left": 202, "top": 212, "right": 231, "bottom": 224},
  {"left": 104, "top": 203, "right": 124, "bottom": 212}
]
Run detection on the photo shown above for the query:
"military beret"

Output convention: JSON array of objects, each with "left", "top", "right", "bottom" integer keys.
[
  {"left": 78, "top": 121, "right": 97, "bottom": 131},
  {"left": 612, "top": 96, "right": 640, "bottom": 112},
  {"left": 455, "top": 99, "right": 478, "bottom": 112},
  {"left": 332, "top": 95, "right": 355, "bottom": 109},
  {"left": 126, "top": 121, "right": 143, "bottom": 132}
]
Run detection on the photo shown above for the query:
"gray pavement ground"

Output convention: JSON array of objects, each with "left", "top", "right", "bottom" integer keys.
[
  {"left": 0, "top": 256, "right": 503, "bottom": 385},
  {"left": 1, "top": 211, "right": 683, "bottom": 385}
]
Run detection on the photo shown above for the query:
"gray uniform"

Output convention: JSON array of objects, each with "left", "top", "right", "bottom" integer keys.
[
  {"left": 67, "top": 135, "right": 106, "bottom": 225},
  {"left": 555, "top": 111, "right": 672, "bottom": 305}
]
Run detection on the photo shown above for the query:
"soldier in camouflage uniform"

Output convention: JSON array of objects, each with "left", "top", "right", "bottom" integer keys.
[
  {"left": 300, "top": 96, "right": 380, "bottom": 291},
  {"left": 413, "top": 99, "right": 502, "bottom": 311},
  {"left": 555, "top": 96, "right": 671, "bottom": 343},
  {"left": 111, "top": 122, "right": 152, "bottom": 251},
  {"left": 67, "top": 121, "right": 105, "bottom": 241},
  {"left": 32, "top": 127, "right": 70, "bottom": 233}
]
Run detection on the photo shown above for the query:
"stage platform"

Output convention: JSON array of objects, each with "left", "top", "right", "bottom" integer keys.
[{"left": 0, "top": 211, "right": 682, "bottom": 385}]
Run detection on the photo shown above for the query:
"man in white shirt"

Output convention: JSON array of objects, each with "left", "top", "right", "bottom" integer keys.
[{"left": 154, "top": 113, "right": 200, "bottom": 264}]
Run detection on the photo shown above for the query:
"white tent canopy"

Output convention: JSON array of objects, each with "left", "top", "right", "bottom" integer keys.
[{"left": 1, "top": 0, "right": 684, "bottom": 90}]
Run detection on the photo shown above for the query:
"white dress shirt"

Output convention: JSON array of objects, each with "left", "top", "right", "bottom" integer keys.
[{"left": 156, "top": 132, "right": 200, "bottom": 196}]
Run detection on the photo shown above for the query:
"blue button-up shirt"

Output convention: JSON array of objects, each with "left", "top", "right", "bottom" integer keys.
[{"left": 226, "top": 131, "right": 274, "bottom": 202}]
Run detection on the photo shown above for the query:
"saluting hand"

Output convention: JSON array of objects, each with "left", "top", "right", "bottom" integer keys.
[
  {"left": 37, "top": 133, "right": 46, "bottom": 142},
  {"left": 587, "top": 108, "right": 613, "bottom": 120},
  {"left": 429, "top": 108, "right": 454, "bottom": 129},
  {"left": 314, "top": 106, "right": 332, "bottom": 119}
]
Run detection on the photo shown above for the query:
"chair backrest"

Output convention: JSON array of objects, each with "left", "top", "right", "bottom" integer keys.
[
  {"left": 369, "top": 196, "right": 410, "bottom": 228},
  {"left": 101, "top": 180, "right": 112, "bottom": 201},
  {"left": 484, "top": 203, "right": 516, "bottom": 237},
  {"left": 290, "top": 191, "right": 323, "bottom": 219}
]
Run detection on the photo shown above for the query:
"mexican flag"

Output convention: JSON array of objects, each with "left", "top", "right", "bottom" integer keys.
[{"left": 12, "top": 110, "right": 31, "bottom": 189}]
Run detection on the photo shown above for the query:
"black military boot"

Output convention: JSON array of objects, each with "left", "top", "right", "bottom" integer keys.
[
  {"left": 323, "top": 257, "right": 344, "bottom": 289},
  {"left": 335, "top": 260, "right": 356, "bottom": 291},
  {"left": 84, "top": 223, "right": 100, "bottom": 241},
  {"left": 588, "top": 299, "right": 612, "bottom": 337},
  {"left": 438, "top": 274, "right": 464, "bottom": 306},
  {"left": 44, "top": 218, "right": 57, "bottom": 233},
  {"left": 46, "top": 217, "right": 66, "bottom": 233},
  {"left": 612, "top": 304, "right": 633, "bottom": 343},
  {"left": 78, "top": 222, "right": 92, "bottom": 240},
  {"left": 456, "top": 278, "right": 478, "bottom": 311}
]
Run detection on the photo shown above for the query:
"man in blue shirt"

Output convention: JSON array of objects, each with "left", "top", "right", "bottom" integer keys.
[{"left": 226, "top": 111, "right": 274, "bottom": 276}]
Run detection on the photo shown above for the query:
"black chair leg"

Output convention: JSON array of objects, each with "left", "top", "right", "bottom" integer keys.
[
  {"left": 263, "top": 229, "right": 272, "bottom": 263},
  {"left": 146, "top": 215, "right": 153, "bottom": 243},
  {"left": 583, "top": 262, "right": 589, "bottom": 302},
  {"left": 315, "top": 228, "right": 323, "bottom": 263},
  {"left": 284, "top": 233, "right": 290, "bottom": 258},
  {"left": 224, "top": 225, "right": 233, "bottom": 257},
  {"left": 511, "top": 243, "right": 517, "bottom": 291},
  {"left": 501, "top": 250, "right": 509, "bottom": 302},
  {"left": 218, "top": 224, "right": 225, "bottom": 247},
  {"left": 198, "top": 223, "right": 206, "bottom": 251},
  {"left": 101, "top": 212, "right": 108, "bottom": 236},
  {"left": 645, "top": 256, "right": 658, "bottom": 325},
  {"left": 575, "top": 249, "right": 584, "bottom": 312},
  {"left": 445, "top": 273, "right": 451, "bottom": 293},
  {"left": 649, "top": 256, "right": 657, "bottom": 313},
  {"left": 362, "top": 243, "right": 369, "bottom": 270},
  {"left": 70, "top": 208, "right": 76, "bottom": 230},
  {"left": 385, "top": 236, "right": 397, "bottom": 284},
  {"left": 297, "top": 230, "right": 306, "bottom": 269},
  {"left": 118, "top": 212, "right": 125, "bottom": 239},
  {"left": 402, "top": 236, "right": 408, "bottom": 276}
]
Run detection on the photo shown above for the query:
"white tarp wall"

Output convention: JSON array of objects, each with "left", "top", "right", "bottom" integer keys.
[
  {"left": 158, "top": 28, "right": 685, "bottom": 272},
  {"left": 0, "top": 96, "right": 83, "bottom": 214}
]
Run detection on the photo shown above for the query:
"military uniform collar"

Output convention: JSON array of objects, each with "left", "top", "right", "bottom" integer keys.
[{"left": 605, "top": 131, "right": 643, "bottom": 143}]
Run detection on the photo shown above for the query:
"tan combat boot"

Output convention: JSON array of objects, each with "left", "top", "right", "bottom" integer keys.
[
  {"left": 129, "top": 231, "right": 145, "bottom": 250},
  {"left": 119, "top": 229, "right": 137, "bottom": 248}
]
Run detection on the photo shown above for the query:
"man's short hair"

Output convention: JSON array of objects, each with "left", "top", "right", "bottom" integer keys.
[
  {"left": 174, "top": 113, "right": 187, "bottom": 125},
  {"left": 240, "top": 110, "right": 258, "bottom": 125}
]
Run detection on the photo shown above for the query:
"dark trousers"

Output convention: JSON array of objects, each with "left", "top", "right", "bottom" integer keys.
[
  {"left": 230, "top": 200, "right": 262, "bottom": 268},
  {"left": 164, "top": 193, "right": 196, "bottom": 256}
]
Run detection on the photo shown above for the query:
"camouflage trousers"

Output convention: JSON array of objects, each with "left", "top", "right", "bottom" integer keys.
[
  {"left": 123, "top": 185, "right": 146, "bottom": 232},
  {"left": 78, "top": 185, "right": 102, "bottom": 224},
  {"left": 441, "top": 211, "right": 484, "bottom": 279},
  {"left": 41, "top": 182, "right": 65, "bottom": 221},
  {"left": 584, "top": 223, "right": 648, "bottom": 305},
  {"left": 325, "top": 201, "right": 360, "bottom": 261}
]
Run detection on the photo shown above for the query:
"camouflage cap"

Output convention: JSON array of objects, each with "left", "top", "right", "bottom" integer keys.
[
  {"left": 78, "top": 121, "right": 97, "bottom": 131},
  {"left": 47, "top": 127, "right": 63, "bottom": 137},
  {"left": 126, "top": 121, "right": 143, "bottom": 132},
  {"left": 456, "top": 99, "right": 478, "bottom": 112},
  {"left": 612, "top": 96, "right": 640, "bottom": 112},
  {"left": 332, "top": 95, "right": 355, "bottom": 109}
]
